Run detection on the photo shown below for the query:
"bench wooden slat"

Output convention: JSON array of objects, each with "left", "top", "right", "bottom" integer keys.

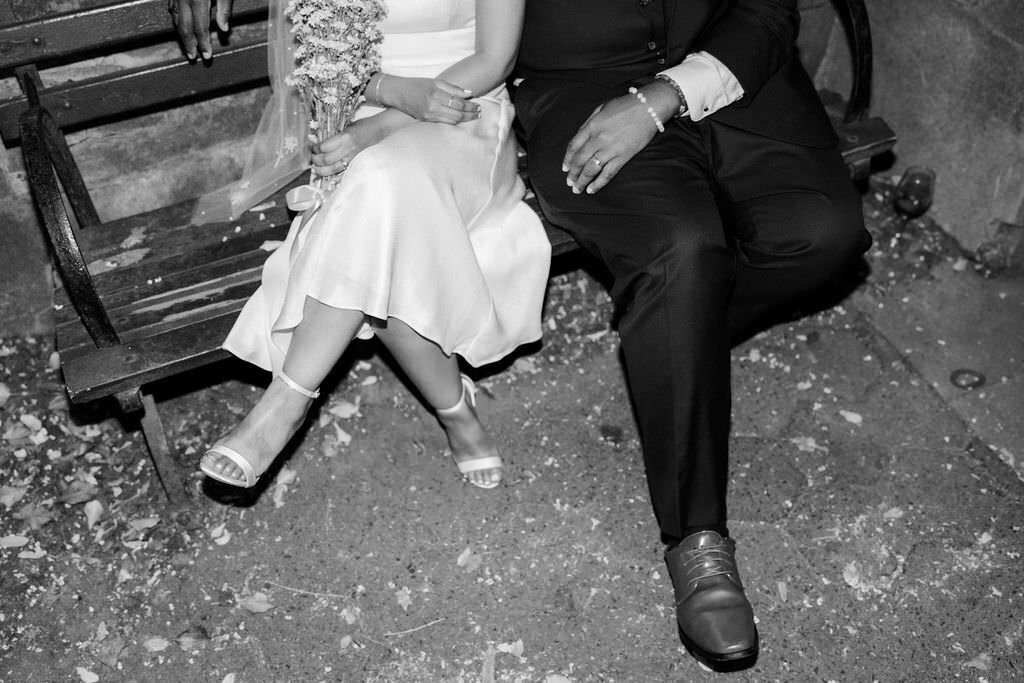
[
  {"left": 0, "top": 0, "right": 268, "bottom": 70},
  {"left": 59, "top": 310, "right": 239, "bottom": 402},
  {"left": 57, "top": 265, "right": 263, "bottom": 347},
  {"left": 1, "top": 41, "right": 269, "bottom": 145}
]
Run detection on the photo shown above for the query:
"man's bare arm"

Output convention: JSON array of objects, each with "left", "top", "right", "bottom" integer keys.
[{"left": 169, "top": 0, "right": 233, "bottom": 61}]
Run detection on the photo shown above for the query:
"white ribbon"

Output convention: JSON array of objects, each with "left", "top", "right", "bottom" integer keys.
[{"left": 285, "top": 183, "right": 326, "bottom": 213}]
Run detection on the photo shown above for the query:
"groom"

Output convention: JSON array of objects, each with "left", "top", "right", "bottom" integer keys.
[
  {"left": 509, "top": 0, "right": 869, "bottom": 671},
  {"left": 171, "top": 0, "right": 869, "bottom": 671}
]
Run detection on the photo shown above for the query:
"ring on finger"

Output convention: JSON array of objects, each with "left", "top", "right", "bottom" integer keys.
[
  {"left": 446, "top": 96, "right": 454, "bottom": 108},
  {"left": 591, "top": 155, "right": 603, "bottom": 167}
]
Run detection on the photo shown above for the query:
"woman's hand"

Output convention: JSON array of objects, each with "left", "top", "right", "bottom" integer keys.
[
  {"left": 380, "top": 76, "right": 481, "bottom": 124},
  {"left": 310, "top": 114, "right": 398, "bottom": 177},
  {"left": 563, "top": 82, "right": 680, "bottom": 195}
]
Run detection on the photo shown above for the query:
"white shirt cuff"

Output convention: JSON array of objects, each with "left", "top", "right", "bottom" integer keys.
[{"left": 657, "top": 51, "right": 744, "bottom": 122}]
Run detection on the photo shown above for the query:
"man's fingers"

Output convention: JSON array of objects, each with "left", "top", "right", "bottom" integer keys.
[
  {"left": 562, "top": 132, "right": 589, "bottom": 173},
  {"left": 215, "top": 0, "right": 232, "bottom": 31},
  {"left": 584, "top": 159, "right": 622, "bottom": 195},
  {"left": 173, "top": 1, "right": 198, "bottom": 59},
  {"left": 193, "top": 0, "right": 214, "bottom": 60},
  {"left": 569, "top": 151, "right": 607, "bottom": 193}
]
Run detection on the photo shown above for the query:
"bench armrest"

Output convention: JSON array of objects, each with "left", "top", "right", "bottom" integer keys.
[
  {"left": 834, "top": 0, "right": 873, "bottom": 122},
  {"left": 19, "top": 103, "right": 120, "bottom": 347}
]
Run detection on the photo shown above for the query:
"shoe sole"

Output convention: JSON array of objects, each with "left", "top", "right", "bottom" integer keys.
[{"left": 678, "top": 623, "right": 759, "bottom": 672}]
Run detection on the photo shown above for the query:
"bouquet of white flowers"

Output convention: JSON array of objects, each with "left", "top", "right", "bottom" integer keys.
[{"left": 284, "top": 0, "right": 387, "bottom": 190}]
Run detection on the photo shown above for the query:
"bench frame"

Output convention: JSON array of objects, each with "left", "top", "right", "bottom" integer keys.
[{"left": 0, "top": 0, "right": 895, "bottom": 503}]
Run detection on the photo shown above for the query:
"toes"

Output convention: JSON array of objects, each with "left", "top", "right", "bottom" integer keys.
[
  {"left": 202, "top": 453, "right": 240, "bottom": 480},
  {"left": 468, "top": 467, "right": 501, "bottom": 488}
]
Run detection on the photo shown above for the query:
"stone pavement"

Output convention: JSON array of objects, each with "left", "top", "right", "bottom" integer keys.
[{"left": 2, "top": 179, "right": 1022, "bottom": 681}]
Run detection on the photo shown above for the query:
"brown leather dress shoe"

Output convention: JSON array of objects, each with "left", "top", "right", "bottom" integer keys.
[{"left": 664, "top": 531, "right": 758, "bottom": 671}]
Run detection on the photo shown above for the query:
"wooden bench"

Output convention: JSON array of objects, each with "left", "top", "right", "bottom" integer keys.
[{"left": 0, "top": 0, "right": 895, "bottom": 504}]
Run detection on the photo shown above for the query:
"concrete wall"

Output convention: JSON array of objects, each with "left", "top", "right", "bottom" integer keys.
[
  {"left": 1, "top": 0, "right": 1021, "bottom": 337},
  {"left": 817, "top": 0, "right": 1024, "bottom": 248}
]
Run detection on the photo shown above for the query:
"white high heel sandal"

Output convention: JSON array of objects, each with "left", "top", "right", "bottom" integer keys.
[
  {"left": 199, "top": 372, "right": 320, "bottom": 488},
  {"left": 436, "top": 374, "right": 503, "bottom": 489}
]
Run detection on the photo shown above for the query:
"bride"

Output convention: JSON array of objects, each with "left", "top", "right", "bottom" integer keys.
[{"left": 181, "top": 0, "right": 550, "bottom": 490}]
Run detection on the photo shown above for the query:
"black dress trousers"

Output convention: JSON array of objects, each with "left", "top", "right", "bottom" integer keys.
[{"left": 513, "top": 0, "right": 869, "bottom": 543}]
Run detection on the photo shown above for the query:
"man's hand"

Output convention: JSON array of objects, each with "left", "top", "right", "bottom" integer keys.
[
  {"left": 169, "top": 0, "right": 233, "bottom": 61},
  {"left": 563, "top": 81, "right": 682, "bottom": 195}
]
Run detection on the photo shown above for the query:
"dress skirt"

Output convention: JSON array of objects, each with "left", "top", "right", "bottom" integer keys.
[{"left": 222, "top": 85, "right": 551, "bottom": 372}]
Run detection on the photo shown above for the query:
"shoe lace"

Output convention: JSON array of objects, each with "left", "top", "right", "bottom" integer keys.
[{"left": 680, "top": 544, "right": 738, "bottom": 585}]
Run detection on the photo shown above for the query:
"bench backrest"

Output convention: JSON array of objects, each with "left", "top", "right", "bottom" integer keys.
[
  {"left": 0, "top": 0, "right": 271, "bottom": 145},
  {"left": 1, "top": 0, "right": 876, "bottom": 147}
]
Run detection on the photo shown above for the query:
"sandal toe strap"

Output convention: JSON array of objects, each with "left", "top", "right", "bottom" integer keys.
[
  {"left": 455, "top": 454, "right": 503, "bottom": 474},
  {"left": 201, "top": 444, "right": 259, "bottom": 487}
]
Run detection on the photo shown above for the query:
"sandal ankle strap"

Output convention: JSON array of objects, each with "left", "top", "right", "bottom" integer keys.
[
  {"left": 436, "top": 374, "right": 477, "bottom": 415},
  {"left": 276, "top": 371, "right": 320, "bottom": 399}
]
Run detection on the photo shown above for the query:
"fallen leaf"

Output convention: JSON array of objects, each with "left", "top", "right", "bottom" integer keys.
[
  {"left": 395, "top": 586, "right": 412, "bottom": 612},
  {"left": 883, "top": 506, "right": 904, "bottom": 520},
  {"left": 789, "top": 436, "right": 828, "bottom": 453},
  {"left": 20, "top": 414, "right": 43, "bottom": 431},
  {"left": 222, "top": 675, "right": 237, "bottom": 683},
  {"left": 328, "top": 398, "right": 360, "bottom": 419},
  {"left": 839, "top": 409, "right": 863, "bottom": 425},
  {"left": 0, "top": 382, "right": 10, "bottom": 407},
  {"left": 142, "top": 636, "right": 170, "bottom": 652},
  {"left": 94, "top": 634, "right": 125, "bottom": 668},
  {"left": 0, "top": 534, "right": 30, "bottom": 548},
  {"left": 964, "top": 652, "right": 992, "bottom": 671},
  {"left": 209, "top": 522, "right": 232, "bottom": 546},
  {"left": 842, "top": 562, "right": 862, "bottom": 589},
  {"left": 496, "top": 639, "right": 525, "bottom": 658},
  {"left": 176, "top": 625, "right": 210, "bottom": 651},
  {"left": 15, "top": 502, "right": 56, "bottom": 530},
  {"left": 18, "top": 543, "right": 47, "bottom": 559},
  {"left": 76, "top": 667, "right": 99, "bottom": 683},
  {"left": 238, "top": 591, "right": 274, "bottom": 614},
  {"left": 333, "top": 423, "right": 352, "bottom": 447},
  {"left": 59, "top": 480, "right": 99, "bottom": 505},
  {"left": 456, "top": 546, "right": 482, "bottom": 572},
  {"left": 272, "top": 467, "right": 298, "bottom": 508},
  {"left": 0, "top": 485, "right": 27, "bottom": 509},
  {"left": 48, "top": 394, "right": 69, "bottom": 412},
  {"left": 129, "top": 517, "right": 160, "bottom": 532},
  {"left": 84, "top": 500, "right": 104, "bottom": 529},
  {"left": 3, "top": 422, "right": 31, "bottom": 442}
]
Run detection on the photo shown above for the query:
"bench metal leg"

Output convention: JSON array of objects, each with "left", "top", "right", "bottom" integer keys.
[{"left": 116, "top": 389, "right": 187, "bottom": 505}]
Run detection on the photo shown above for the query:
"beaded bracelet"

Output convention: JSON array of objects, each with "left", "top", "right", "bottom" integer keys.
[
  {"left": 654, "top": 74, "right": 689, "bottom": 119},
  {"left": 628, "top": 86, "right": 665, "bottom": 134}
]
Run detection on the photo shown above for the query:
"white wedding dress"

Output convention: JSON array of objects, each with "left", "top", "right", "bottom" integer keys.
[{"left": 223, "top": 0, "right": 551, "bottom": 372}]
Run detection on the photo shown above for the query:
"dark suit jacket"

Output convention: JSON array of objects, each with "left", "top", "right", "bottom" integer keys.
[{"left": 514, "top": 0, "right": 836, "bottom": 147}]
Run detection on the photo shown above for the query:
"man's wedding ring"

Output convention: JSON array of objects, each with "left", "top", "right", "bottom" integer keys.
[
  {"left": 447, "top": 96, "right": 454, "bottom": 108},
  {"left": 591, "top": 156, "right": 603, "bottom": 167}
]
